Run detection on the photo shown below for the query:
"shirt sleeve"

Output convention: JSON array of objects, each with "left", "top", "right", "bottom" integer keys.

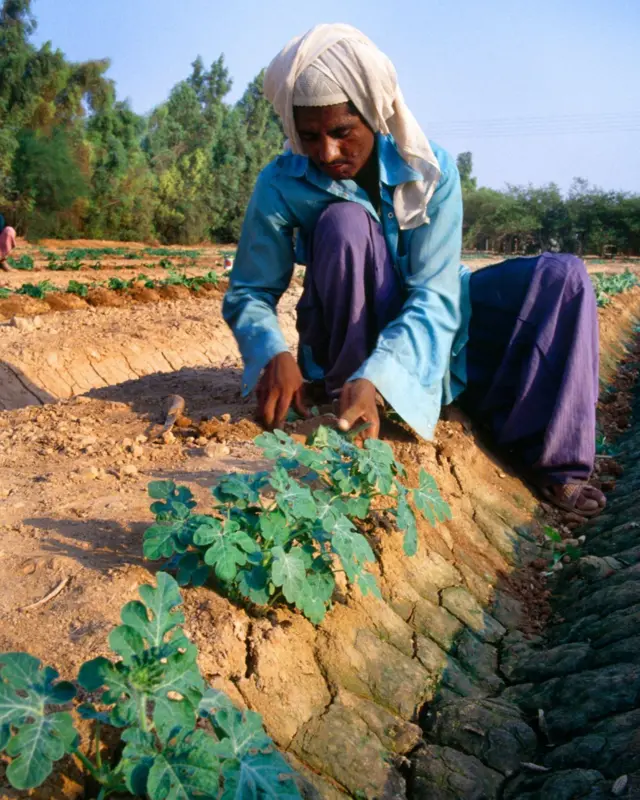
[
  {"left": 222, "top": 165, "right": 296, "bottom": 395},
  {"left": 350, "top": 148, "right": 463, "bottom": 439}
]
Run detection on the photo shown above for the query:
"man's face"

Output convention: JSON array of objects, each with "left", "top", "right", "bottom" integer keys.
[{"left": 294, "top": 103, "right": 375, "bottom": 181}]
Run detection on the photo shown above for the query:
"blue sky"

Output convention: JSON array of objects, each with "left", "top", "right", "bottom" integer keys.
[{"left": 32, "top": 0, "right": 640, "bottom": 193}]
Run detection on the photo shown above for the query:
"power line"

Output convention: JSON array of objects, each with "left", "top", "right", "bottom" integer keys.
[{"left": 428, "top": 111, "right": 640, "bottom": 139}]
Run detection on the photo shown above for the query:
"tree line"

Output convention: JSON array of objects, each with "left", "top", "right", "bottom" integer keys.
[
  {"left": 0, "top": 0, "right": 283, "bottom": 243},
  {"left": 457, "top": 153, "right": 640, "bottom": 257},
  {"left": 2, "top": 1, "right": 639, "bottom": 254}
]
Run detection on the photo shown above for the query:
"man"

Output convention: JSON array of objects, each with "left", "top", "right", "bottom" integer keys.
[
  {"left": 0, "top": 214, "right": 16, "bottom": 271},
  {"left": 223, "top": 24, "right": 605, "bottom": 518}
]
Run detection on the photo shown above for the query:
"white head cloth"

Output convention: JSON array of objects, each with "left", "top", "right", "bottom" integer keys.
[{"left": 263, "top": 23, "right": 441, "bottom": 229}]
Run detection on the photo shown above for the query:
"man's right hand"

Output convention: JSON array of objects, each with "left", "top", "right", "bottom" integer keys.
[{"left": 257, "top": 352, "right": 309, "bottom": 430}]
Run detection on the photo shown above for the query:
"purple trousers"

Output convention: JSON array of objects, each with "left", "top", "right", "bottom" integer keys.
[{"left": 296, "top": 202, "right": 599, "bottom": 485}]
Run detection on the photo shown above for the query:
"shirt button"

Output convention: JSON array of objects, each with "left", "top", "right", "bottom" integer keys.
[{"left": 388, "top": 211, "right": 394, "bottom": 219}]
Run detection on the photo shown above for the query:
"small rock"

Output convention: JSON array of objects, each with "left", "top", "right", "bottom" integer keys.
[
  {"left": 220, "top": 413, "right": 231, "bottom": 423},
  {"left": 204, "top": 441, "right": 230, "bottom": 458},
  {"left": 162, "top": 431, "right": 176, "bottom": 445},
  {"left": 135, "top": 434, "right": 148, "bottom": 444},
  {"left": 10, "top": 316, "right": 35, "bottom": 332},
  {"left": 131, "top": 445, "right": 144, "bottom": 458},
  {"left": 612, "top": 775, "right": 628, "bottom": 796},
  {"left": 196, "top": 436, "right": 208, "bottom": 446},
  {"left": 79, "top": 465, "right": 99, "bottom": 481},
  {"left": 121, "top": 465, "right": 138, "bottom": 477},
  {"left": 122, "top": 437, "right": 133, "bottom": 450},
  {"left": 22, "top": 561, "right": 36, "bottom": 575},
  {"left": 75, "top": 396, "right": 91, "bottom": 405},
  {"left": 79, "top": 435, "right": 97, "bottom": 449}
]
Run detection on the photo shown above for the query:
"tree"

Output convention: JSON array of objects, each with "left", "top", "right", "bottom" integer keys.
[{"left": 456, "top": 151, "right": 477, "bottom": 193}]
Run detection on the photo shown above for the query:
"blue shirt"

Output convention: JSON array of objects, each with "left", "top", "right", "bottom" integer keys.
[{"left": 223, "top": 134, "right": 471, "bottom": 440}]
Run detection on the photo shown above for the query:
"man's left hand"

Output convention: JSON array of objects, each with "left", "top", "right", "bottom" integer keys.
[{"left": 337, "top": 379, "right": 380, "bottom": 440}]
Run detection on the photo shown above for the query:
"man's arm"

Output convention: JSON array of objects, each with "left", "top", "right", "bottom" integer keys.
[
  {"left": 342, "top": 148, "right": 463, "bottom": 440},
  {"left": 223, "top": 165, "right": 307, "bottom": 427}
]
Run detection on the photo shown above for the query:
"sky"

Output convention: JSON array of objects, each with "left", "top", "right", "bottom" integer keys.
[{"left": 31, "top": 0, "right": 640, "bottom": 194}]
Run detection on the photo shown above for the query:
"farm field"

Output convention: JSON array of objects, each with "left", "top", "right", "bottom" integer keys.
[{"left": 1, "top": 240, "right": 640, "bottom": 799}]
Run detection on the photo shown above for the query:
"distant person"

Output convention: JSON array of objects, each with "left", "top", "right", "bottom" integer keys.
[
  {"left": 0, "top": 214, "right": 16, "bottom": 272},
  {"left": 223, "top": 24, "right": 605, "bottom": 519}
]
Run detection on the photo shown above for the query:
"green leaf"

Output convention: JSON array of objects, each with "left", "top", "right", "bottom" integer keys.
[
  {"left": 340, "top": 495, "right": 371, "bottom": 519},
  {"left": 254, "top": 429, "right": 300, "bottom": 467},
  {"left": 313, "top": 491, "right": 342, "bottom": 533},
  {"left": 212, "top": 472, "right": 268, "bottom": 508},
  {"left": 213, "top": 708, "right": 272, "bottom": 756},
  {"left": 297, "top": 563, "right": 335, "bottom": 623},
  {"left": 202, "top": 520, "right": 257, "bottom": 582},
  {"left": 354, "top": 440, "right": 395, "bottom": 494},
  {"left": 120, "top": 572, "right": 185, "bottom": 650},
  {"left": 270, "top": 546, "right": 307, "bottom": 605},
  {"left": 192, "top": 517, "right": 223, "bottom": 546},
  {"left": 412, "top": 469, "right": 451, "bottom": 526},
  {"left": 145, "top": 728, "right": 221, "bottom": 800},
  {"left": 221, "top": 748, "right": 302, "bottom": 800},
  {"left": 198, "top": 687, "right": 236, "bottom": 719},
  {"left": 236, "top": 566, "right": 271, "bottom": 605},
  {"left": 143, "top": 521, "right": 184, "bottom": 561},
  {"left": 259, "top": 510, "right": 290, "bottom": 546},
  {"left": 0, "top": 653, "right": 78, "bottom": 790},
  {"left": 270, "top": 468, "right": 317, "bottom": 521},
  {"left": 149, "top": 480, "right": 176, "bottom": 500},
  {"left": 331, "top": 516, "right": 375, "bottom": 583},
  {"left": 108, "top": 626, "right": 145, "bottom": 664},
  {"left": 357, "top": 571, "right": 382, "bottom": 600},
  {"left": 396, "top": 490, "right": 418, "bottom": 557},
  {"left": 5, "top": 711, "right": 77, "bottom": 790}
]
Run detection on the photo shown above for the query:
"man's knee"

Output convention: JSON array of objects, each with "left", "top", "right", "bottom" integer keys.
[{"left": 314, "top": 201, "right": 371, "bottom": 243}]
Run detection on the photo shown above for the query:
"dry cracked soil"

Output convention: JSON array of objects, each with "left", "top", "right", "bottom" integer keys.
[{"left": 1, "top": 243, "right": 640, "bottom": 799}]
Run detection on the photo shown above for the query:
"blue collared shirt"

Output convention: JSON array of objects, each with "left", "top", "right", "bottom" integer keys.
[{"left": 223, "top": 134, "right": 471, "bottom": 440}]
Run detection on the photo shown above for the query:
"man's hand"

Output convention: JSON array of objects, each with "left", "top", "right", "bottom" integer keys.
[
  {"left": 257, "top": 352, "right": 308, "bottom": 430},
  {"left": 337, "top": 379, "right": 380, "bottom": 440}
]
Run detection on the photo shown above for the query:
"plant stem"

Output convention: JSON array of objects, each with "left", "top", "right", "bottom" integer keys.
[
  {"left": 95, "top": 722, "right": 103, "bottom": 770},
  {"left": 138, "top": 693, "right": 149, "bottom": 732},
  {"left": 267, "top": 589, "right": 284, "bottom": 607},
  {"left": 74, "top": 748, "right": 102, "bottom": 782}
]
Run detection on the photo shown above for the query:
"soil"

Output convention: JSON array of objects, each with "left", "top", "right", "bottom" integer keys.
[{"left": 0, "top": 240, "right": 639, "bottom": 799}]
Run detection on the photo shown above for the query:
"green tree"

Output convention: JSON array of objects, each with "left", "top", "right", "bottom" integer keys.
[{"left": 456, "top": 151, "right": 477, "bottom": 193}]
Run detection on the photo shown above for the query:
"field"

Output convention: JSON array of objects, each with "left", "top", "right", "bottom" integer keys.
[{"left": 1, "top": 241, "right": 639, "bottom": 799}]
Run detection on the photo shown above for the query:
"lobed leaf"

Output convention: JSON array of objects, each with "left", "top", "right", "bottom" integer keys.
[{"left": 413, "top": 469, "right": 451, "bottom": 527}]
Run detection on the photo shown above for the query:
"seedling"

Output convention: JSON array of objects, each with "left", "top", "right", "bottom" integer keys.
[
  {"left": 66, "top": 280, "right": 90, "bottom": 298},
  {"left": 0, "top": 572, "right": 301, "bottom": 798},
  {"left": 7, "top": 255, "right": 34, "bottom": 271},
  {"left": 143, "top": 426, "right": 451, "bottom": 623},
  {"left": 16, "top": 280, "right": 55, "bottom": 299},
  {"left": 543, "top": 525, "right": 581, "bottom": 574}
]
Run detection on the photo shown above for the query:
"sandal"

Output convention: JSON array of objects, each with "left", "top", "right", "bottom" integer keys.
[{"left": 540, "top": 483, "right": 606, "bottom": 518}]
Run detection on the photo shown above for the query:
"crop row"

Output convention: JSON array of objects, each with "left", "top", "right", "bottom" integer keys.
[
  {"left": 0, "top": 270, "right": 221, "bottom": 300},
  {"left": 591, "top": 269, "right": 639, "bottom": 306}
]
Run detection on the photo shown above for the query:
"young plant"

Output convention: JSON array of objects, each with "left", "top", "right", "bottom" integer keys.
[
  {"left": 543, "top": 525, "right": 581, "bottom": 574},
  {"left": 66, "top": 280, "right": 90, "bottom": 298},
  {"left": 0, "top": 572, "right": 301, "bottom": 799},
  {"left": 143, "top": 426, "right": 451, "bottom": 623},
  {"left": 7, "top": 255, "right": 34, "bottom": 270},
  {"left": 16, "top": 280, "right": 55, "bottom": 299},
  {"left": 108, "top": 277, "right": 133, "bottom": 292}
]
